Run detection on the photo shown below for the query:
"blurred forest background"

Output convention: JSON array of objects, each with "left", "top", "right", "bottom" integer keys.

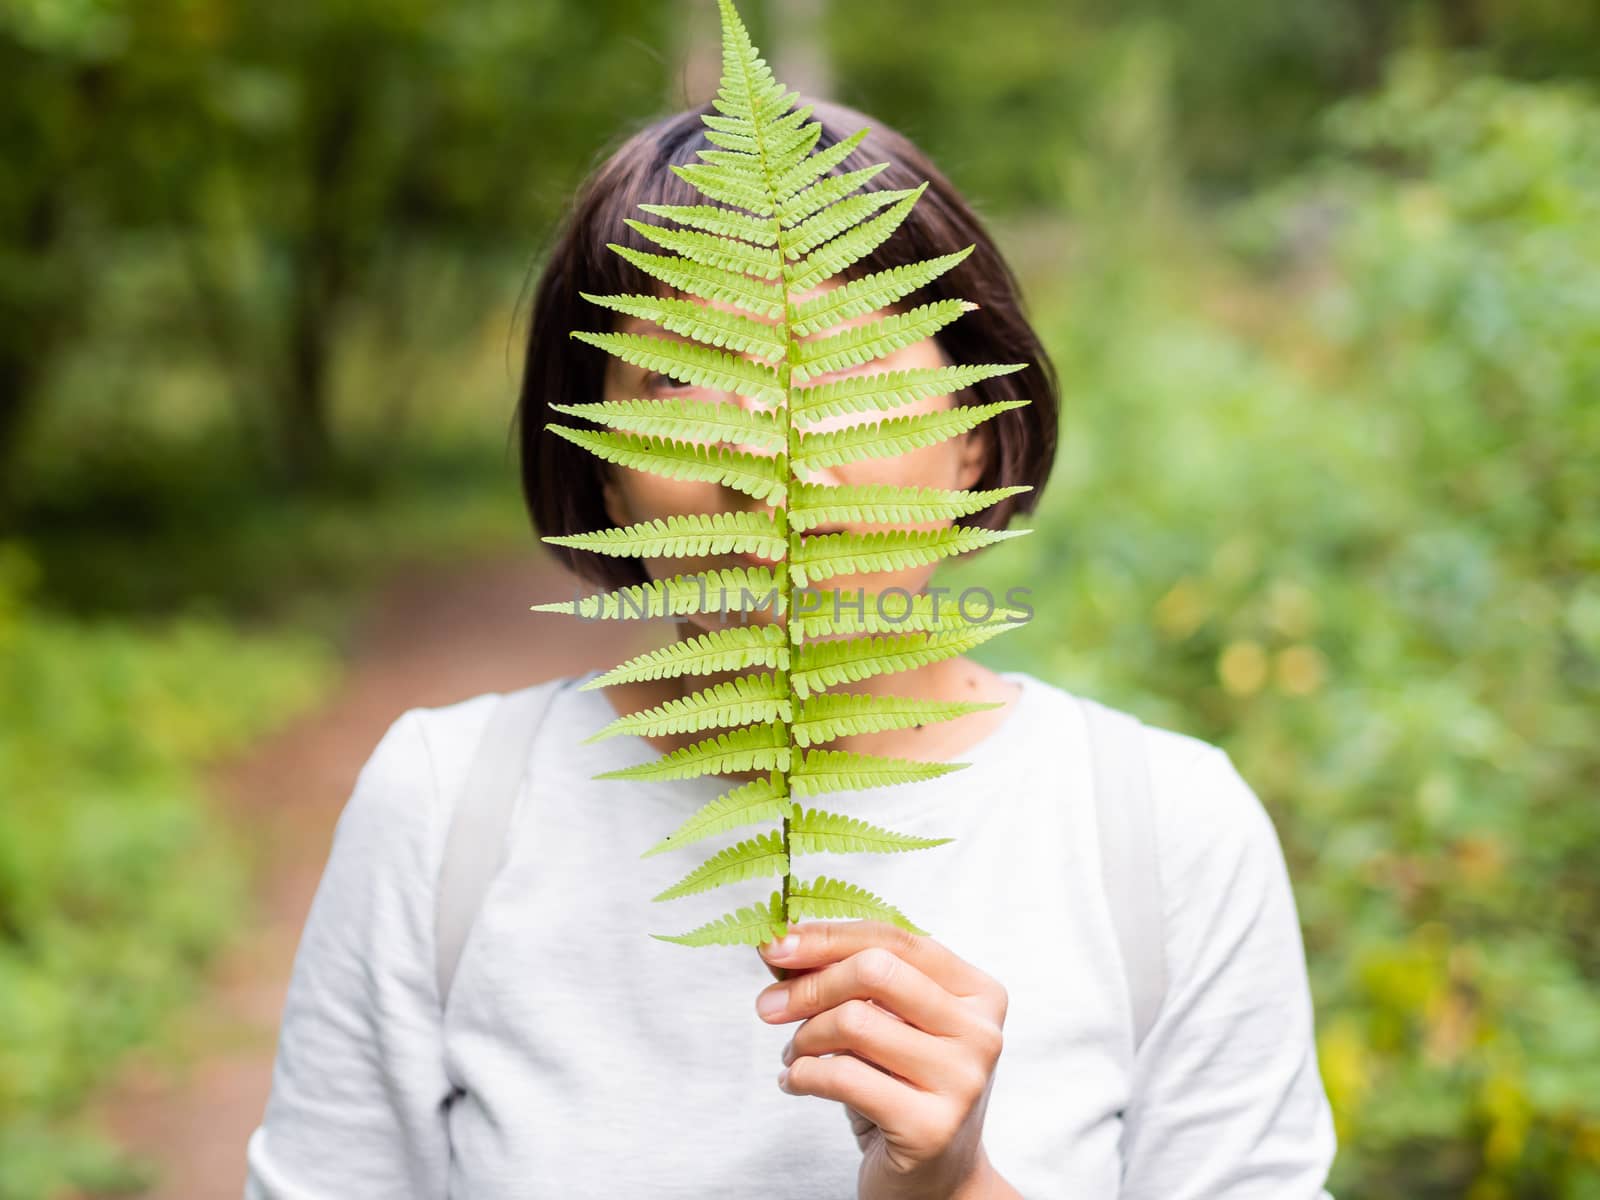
[{"left": 2, "top": 0, "right": 1597, "bottom": 1196}]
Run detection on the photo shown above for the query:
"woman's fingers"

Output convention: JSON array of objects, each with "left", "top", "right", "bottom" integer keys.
[
  {"left": 757, "top": 945, "right": 973, "bottom": 1038},
  {"left": 761, "top": 920, "right": 1004, "bottom": 1008},
  {"left": 785, "top": 998, "right": 968, "bottom": 1094},
  {"left": 780, "top": 1049, "right": 938, "bottom": 1142}
]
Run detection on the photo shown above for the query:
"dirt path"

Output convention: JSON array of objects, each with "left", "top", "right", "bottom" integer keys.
[{"left": 80, "top": 554, "right": 652, "bottom": 1199}]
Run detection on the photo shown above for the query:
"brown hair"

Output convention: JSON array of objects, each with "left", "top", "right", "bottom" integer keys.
[{"left": 516, "top": 96, "right": 1060, "bottom": 590}]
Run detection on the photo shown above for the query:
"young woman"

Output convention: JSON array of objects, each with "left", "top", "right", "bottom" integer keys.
[{"left": 246, "top": 98, "right": 1338, "bottom": 1199}]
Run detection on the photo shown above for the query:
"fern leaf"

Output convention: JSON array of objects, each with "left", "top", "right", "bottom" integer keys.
[
  {"left": 789, "top": 247, "right": 975, "bottom": 336},
  {"left": 788, "top": 747, "right": 965, "bottom": 797},
  {"left": 531, "top": 566, "right": 780, "bottom": 621},
  {"left": 790, "top": 624, "right": 1023, "bottom": 698},
  {"left": 795, "top": 590, "right": 1028, "bottom": 641},
  {"left": 596, "top": 720, "right": 790, "bottom": 783},
  {"left": 634, "top": 202, "right": 777, "bottom": 246},
  {"left": 793, "top": 297, "right": 972, "bottom": 382},
  {"left": 771, "top": 128, "right": 870, "bottom": 205},
  {"left": 669, "top": 162, "right": 775, "bottom": 216},
  {"left": 621, "top": 219, "right": 784, "bottom": 280},
  {"left": 640, "top": 773, "right": 791, "bottom": 858},
  {"left": 576, "top": 292, "right": 786, "bottom": 360},
  {"left": 785, "top": 188, "right": 924, "bottom": 261},
  {"left": 583, "top": 623, "right": 788, "bottom": 689},
  {"left": 651, "top": 831, "right": 789, "bottom": 901},
  {"left": 787, "top": 188, "right": 923, "bottom": 293},
  {"left": 547, "top": 398, "right": 783, "bottom": 450},
  {"left": 788, "top": 876, "right": 927, "bottom": 936},
  {"left": 588, "top": 672, "right": 790, "bottom": 742},
  {"left": 788, "top": 807, "right": 953, "bottom": 855},
  {"left": 788, "top": 482, "right": 1030, "bottom": 530},
  {"left": 651, "top": 890, "right": 789, "bottom": 947},
  {"left": 606, "top": 243, "right": 785, "bottom": 319},
  {"left": 792, "top": 364, "right": 1028, "bottom": 423},
  {"left": 792, "top": 692, "right": 1002, "bottom": 747},
  {"left": 794, "top": 402, "right": 1029, "bottom": 473},
  {"left": 544, "top": 511, "right": 786, "bottom": 561},
  {"left": 544, "top": 427, "right": 786, "bottom": 504},
  {"left": 569, "top": 332, "right": 783, "bottom": 405},
  {"left": 790, "top": 526, "right": 1030, "bottom": 587},
  {"left": 777, "top": 163, "right": 891, "bottom": 227}
]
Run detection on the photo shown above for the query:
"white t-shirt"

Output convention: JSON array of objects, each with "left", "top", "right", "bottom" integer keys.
[{"left": 245, "top": 669, "right": 1337, "bottom": 1198}]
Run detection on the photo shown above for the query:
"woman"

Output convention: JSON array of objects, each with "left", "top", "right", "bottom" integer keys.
[{"left": 245, "top": 97, "right": 1338, "bottom": 1198}]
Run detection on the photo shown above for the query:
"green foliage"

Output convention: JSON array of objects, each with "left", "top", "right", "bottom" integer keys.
[
  {"left": 968, "top": 54, "right": 1600, "bottom": 1198},
  {"left": 537, "top": 0, "right": 1032, "bottom": 946},
  {"left": 0, "top": 543, "right": 334, "bottom": 1199}
]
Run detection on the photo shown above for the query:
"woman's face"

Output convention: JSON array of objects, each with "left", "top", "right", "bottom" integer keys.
[{"left": 598, "top": 282, "right": 990, "bottom": 633}]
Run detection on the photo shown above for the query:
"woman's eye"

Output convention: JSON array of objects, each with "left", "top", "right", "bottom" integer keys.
[{"left": 643, "top": 371, "right": 685, "bottom": 392}]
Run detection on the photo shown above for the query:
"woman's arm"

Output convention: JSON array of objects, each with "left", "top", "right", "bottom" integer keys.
[
  {"left": 1118, "top": 739, "right": 1338, "bottom": 1199},
  {"left": 244, "top": 710, "right": 454, "bottom": 1198}
]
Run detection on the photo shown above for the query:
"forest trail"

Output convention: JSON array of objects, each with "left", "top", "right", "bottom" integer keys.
[{"left": 79, "top": 554, "right": 651, "bottom": 1199}]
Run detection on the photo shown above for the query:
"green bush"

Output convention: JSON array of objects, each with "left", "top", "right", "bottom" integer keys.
[
  {"left": 0, "top": 543, "right": 334, "bottom": 1198},
  {"left": 972, "top": 56, "right": 1600, "bottom": 1198}
]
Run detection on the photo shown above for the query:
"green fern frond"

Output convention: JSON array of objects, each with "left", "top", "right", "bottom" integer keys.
[
  {"left": 792, "top": 692, "right": 1002, "bottom": 747},
  {"left": 545, "top": 426, "right": 786, "bottom": 503},
  {"left": 789, "top": 747, "right": 965, "bottom": 797},
  {"left": 788, "top": 876, "right": 927, "bottom": 936},
  {"left": 606, "top": 243, "right": 785, "bottom": 318},
  {"left": 548, "top": 398, "right": 783, "bottom": 449},
  {"left": 792, "top": 365, "right": 1027, "bottom": 423},
  {"left": 640, "top": 773, "right": 790, "bottom": 858},
  {"left": 788, "top": 808, "right": 953, "bottom": 855},
  {"left": 794, "top": 401, "right": 1029, "bottom": 473},
  {"left": 568, "top": 332, "right": 783, "bottom": 405},
  {"left": 583, "top": 623, "right": 788, "bottom": 690},
  {"left": 576, "top": 292, "right": 787, "bottom": 360},
  {"left": 544, "top": 511, "right": 786, "bottom": 561},
  {"left": 788, "top": 482, "right": 1030, "bottom": 529},
  {"left": 543, "top": 0, "right": 1038, "bottom": 949},
  {"left": 596, "top": 720, "right": 790, "bottom": 783},
  {"left": 790, "top": 526, "right": 1030, "bottom": 587},
  {"left": 532, "top": 566, "right": 780, "bottom": 621},
  {"left": 790, "top": 623, "right": 1023, "bottom": 698},
  {"left": 587, "top": 672, "right": 790, "bottom": 742},
  {"left": 652, "top": 831, "right": 789, "bottom": 901},
  {"left": 651, "top": 890, "right": 789, "bottom": 947}
]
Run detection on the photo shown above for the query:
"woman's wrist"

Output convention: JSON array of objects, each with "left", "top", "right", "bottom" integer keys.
[{"left": 949, "top": 1146, "right": 1023, "bottom": 1200}]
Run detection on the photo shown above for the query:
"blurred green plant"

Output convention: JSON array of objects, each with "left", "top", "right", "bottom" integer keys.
[
  {"left": 0, "top": 542, "right": 334, "bottom": 1198},
  {"left": 971, "top": 54, "right": 1600, "bottom": 1197}
]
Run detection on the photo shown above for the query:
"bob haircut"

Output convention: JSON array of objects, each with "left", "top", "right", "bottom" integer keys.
[{"left": 516, "top": 96, "right": 1060, "bottom": 591}]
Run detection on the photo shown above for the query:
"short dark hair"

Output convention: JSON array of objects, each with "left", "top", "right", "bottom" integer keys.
[{"left": 515, "top": 96, "right": 1060, "bottom": 590}]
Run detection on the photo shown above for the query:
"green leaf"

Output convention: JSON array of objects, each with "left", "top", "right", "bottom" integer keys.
[
  {"left": 795, "top": 590, "right": 1029, "bottom": 641},
  {"left": 777, "top": 163, "right": 892, "bottom": 227},
  {"left": 788, "top": 482, "right": 1031, "bottom": 530},
  {"left": 634, "top": 202, "right": 777, "bottom": 246},
  {"left": 548, "top": 398, "right": 784, "bottom": 450},
  {"left": 531, "top": 566, "right": 781, "bottom": 621},
  {"left": 544, "top": 426, "right": 786, "bottom": 503},
  {"left": 584, "top": 622, "right": 788, "bottom": 689},
  {"left": 787, "top": 187, "right": 923, "bottom": 293},
  {"left": 792, "top": 692, "right": 1002, "bottom": 747},
  {"left": 789, "top": 747, "right": 966, "bottom": 796},
  {"left": 793, "top": 297, "right": 973, "bottom": 381},
  {"left": 788, "top": 876, "right": 927, "bottom": 935},
  {"left": 789, "top": 526, "right": 1030, "bottom": 587},
  {"left": 569, "top": 331, "right": 783, "bottom": 405},
  {"left": 605, "top": 243, "right": 785, "bottom": 319},
  {"left": 588, "top": 673, "right": 790, "bottom": 742},
  {"left": 577, "top": 292, "right": 787, "bottom": 360},
  {"left": 651, "top": 890, "right": 789, "bottom": 947},
  {"left": 789, "top": 808, "right": 953, "bottom": 855},
  {"left": 622, "top": 219, "right": 784, "bottom": 280},
  {"left": 790, "top": 624, "right": 1024, "bottom": 697},
  {"left": 795, "top": 402, "right": 1029, "bottom": 474},
  {"left": 792, "top": 364, "right": 1028, "bottom": 423},
  {"left": 544, "top": 511, "right": 786, "bottom": 560},
  {"left": 652, "top": 831, "right": 789, "bottom": 901},
  {"left": 641, "top": 773, "right": 791, "bottom": 858},
  {"left": 789, "top": 248, "right": 976, "bottom": 336},
  {"left": 596, "top": 720, "right": 790, "bottom": 783}
]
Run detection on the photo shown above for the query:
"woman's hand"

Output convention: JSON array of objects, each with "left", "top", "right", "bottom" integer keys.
[{"left": 755, "top": 920, "right": 1020, "bottom": 1200}]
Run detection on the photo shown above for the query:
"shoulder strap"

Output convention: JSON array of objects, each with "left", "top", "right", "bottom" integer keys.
[
  {"left": 434, "top": 683, "right": 559, "bottom": 1008},
  {"left": 1080, "top": 696, "right": 1167, "bottom": 1051}
]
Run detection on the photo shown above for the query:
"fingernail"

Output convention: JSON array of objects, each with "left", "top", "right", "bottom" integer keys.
[
  {"left": 781, "top": 1039, "right": 795, "bottom": 1065},
  {"left": 777, "top": 1066, "right": 790, "bottom": 1090},
  {"left": 757, "top": 988, "right": 788, "bottom": 1018},
  {"left": 763, "top": 934, "right": 799, "bottom": 960}
]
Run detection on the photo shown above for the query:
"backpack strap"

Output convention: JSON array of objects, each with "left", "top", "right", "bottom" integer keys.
[
  {"left": 434, "top": 682, "right": 560, "bottom": 1008},
  {"left": 1080, "top": 696, "right": 1167, "bottom": 1052}
]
